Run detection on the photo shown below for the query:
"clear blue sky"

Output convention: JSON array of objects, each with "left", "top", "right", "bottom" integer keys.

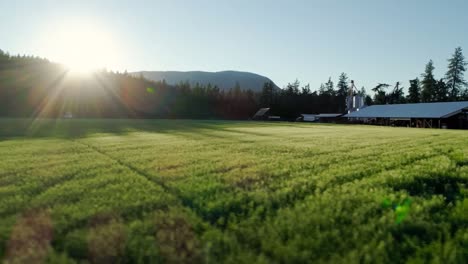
[{"left": 1, "top": 0, "right": 467, "bottom": 91}]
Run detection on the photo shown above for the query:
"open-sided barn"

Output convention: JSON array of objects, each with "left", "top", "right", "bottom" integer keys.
[
  {"left": 315, "top": 113, "right": 343, "bottom": 123},
  {"left": 300, "top": 114, "right": 318, "bottom": 122},
  {"left": 345, "top": 101, "right": 468, "bottom": 129},
  {"left": 299, "top": 113, "right": 343, "bottom": 123}
]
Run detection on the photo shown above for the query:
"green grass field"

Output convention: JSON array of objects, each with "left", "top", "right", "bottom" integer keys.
[{"left": 0, "top": 119, "right": 467, "bottom": 263}]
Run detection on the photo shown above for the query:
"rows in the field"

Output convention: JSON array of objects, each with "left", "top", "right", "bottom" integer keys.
[
  {"left": 226, "top": 130, "right": 468, "bottom": 262},
  {"left": 87, "top": 131, "right": 458, "bottom": 202},
  {"left": 215, "top": 153, "right": 468, "bottom": 262},
  {"left": 0, "top": 139, "right": 188, "bottom": 259},
  {"left": 0, "top": 128, "right": 276, "bottom": 261},
  {"left": 194, "top": 136, "right": 459, "bottom": 226},
  {"left": 77, "top": 126, "right": 463, "bottom": 228},
  {"left": 84, "top": 125, "right": 428, "bottom": 173},
  {"left": 42, "top": 123, "right": 468, "bottom": 262},
  {"left": 82, "top": 132, "right": 412, "bottom": 198},
  {"left": 0, "top": 145, "right": 270, "bottom": 261},
  {"left": 1, "top": 121, "right": 467, "bottom": 262},
  {"left": 167, "top": 126, "right": 466, "bottom": 262},
  {"left": 0, "top": 143, "right": 108, "bottom": 198}
]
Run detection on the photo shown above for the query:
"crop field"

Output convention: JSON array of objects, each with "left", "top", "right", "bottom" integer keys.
[{"left": 0, "top": 119, "right": 467, "bottom": 263}]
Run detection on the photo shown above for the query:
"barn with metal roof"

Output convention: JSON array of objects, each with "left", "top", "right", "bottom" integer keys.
[
  {"left": 345, "top": 101, "right": 468, "bottom": 129},
  {"left": 298, "top": 113, "right": 344, "bottom": 123}
]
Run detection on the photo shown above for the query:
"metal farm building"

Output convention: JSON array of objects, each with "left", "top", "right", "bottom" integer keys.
[{"left": 345, "top": 101, "right": 468, "bottom": 129}]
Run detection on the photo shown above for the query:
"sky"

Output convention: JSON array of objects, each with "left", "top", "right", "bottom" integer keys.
[{"left": 1, "top": 0, "right": 468, "bottom": 91}]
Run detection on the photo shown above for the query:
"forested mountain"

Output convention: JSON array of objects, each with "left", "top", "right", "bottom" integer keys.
[
  {"left": 133, "top": 71, "right": 279, "bottom": 92},
  {"left": 0, "top": 51, "right": 168, "bottom": 118},
  {"left": 0, "top": 50, "right": 258, "bottom": 119}
]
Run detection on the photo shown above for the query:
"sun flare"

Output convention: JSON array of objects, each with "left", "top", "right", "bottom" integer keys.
[{"left": 41, "top": 21, "right": 122, "bottom": 74}]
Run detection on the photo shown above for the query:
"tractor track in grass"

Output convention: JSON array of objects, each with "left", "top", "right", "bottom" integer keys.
[
  {"left": 64, "top": 138, "right": 266, "bottom": 260},
  {"left": 70, "top": 139, "right": 215, "bottom": 223},
  {"left": 63, "top": 133, "right": 461, "bottom": 231},
  {"left": 1, "top": 120, "right": 468, "bottom": 263},
  {"left": 0, "top": 165, "right": 107, "bottom": 219},
  {"left": 72, "top": 139, "right": 177, "bottom": 194}
]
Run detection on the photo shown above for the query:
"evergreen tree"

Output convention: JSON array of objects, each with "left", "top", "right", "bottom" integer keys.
[
  {"left": 301, "top": 84, "right": 311, "bottom": 95},
  {"left": 371, "top": 83, "right": 389, "bottom": 104},
  {"left": 407, "top": 78, "right": 421, "bottom": 103},
  {"left": 358, "top": 87, "right": 373, "bottom": 105},
  {"left": 421, "top": 60, "right": 437, "bottom": 102},
  {"left": 285, "top": 79, "right": 300, "bottom": 95},
  {"left": 434, "top": 79, "right": 449, "bottom": 102},
  {"left": 260, "top": 81, "right": 274, "bottom": 107},
  {"left": 318, "top": 83, "right": 326, "bottom": 95},
  {"left": 292, "top": 79, "right": 300, "bottom": 95},
  {"left": 336, "top": 73, "right": 349, "bottom": 97},
  {"left": 445, "top": 47, "right": 467, "bottom": 100},
  {"left": 358, "top": 87, "right": 367, "bottom": 97},
  {"left": 388, "top": 82, "right": 405, "bottom": 104},
  {"left": 461, "top": 89, "right": 468, "bottom": 101},
  {"left": 325, "top": 77, "right": 335, "bottom": 96},
  {"left": 233, "top": 81, "right": 242, "bottom": 96},
  {"left": 0, "top": 49, "right": 9, "bottom": 69}
]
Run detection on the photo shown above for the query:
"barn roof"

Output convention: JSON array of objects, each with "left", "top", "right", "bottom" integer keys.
[
  {"left": 345, "top": 101, "right": 468, "bottom": 119},
  {"left": 253, "top": 108, "right": 270, "bottom": 117},
  {"left": 316, "top": 113, "right": 343, "bottom": 118}
]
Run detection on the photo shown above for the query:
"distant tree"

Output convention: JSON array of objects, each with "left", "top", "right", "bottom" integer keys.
[
  {"left": 292, "top": 79, "right": 300, "bottom": 95},
  {"left": 358, "top": 87, "right": 367, "bottom": 97},
  {"left": 434, "top": 79, "right": 449, "bottom": 102},
  {"left": 372, "top": 83, "right": 390, "bottom": 104},
  {"left": 421, "top": 60, "right": 437, "bottom": 102},
  {"left": 0, "top": 49, "right": 9, "bottom": 69},
  {"left": 461, "top": 89, "right": 468, "bottom": 101},
  {"left": 357, "top": 87, "right": 373, "bottom": 105},
  {"left": 301, "top": 83, "right": 311, "bottom": 95},
  {"left": 260, "top": 81, "right": 274, "bottom": 107},
  {"left": 325, "top": 77, "right": 335, "bottom": 96},
  {"left": 336, "top": 73, "right": 349, "bottom": 97},
  {"left": 445, "top": 47, "right": 467, "bottom": 100},
  {"left": 407, "top": 78, "right": 421, "bottom": 103},
  {"left": 318, "top": 83, "right": 326, "bottom": 95},
  {"left": 233, "top": 81, "right": 242, "bottom": 96},
  {"left": 285, "top": 79, "right": 300, "bottom": 95},
  {"left": 388, "top": 82, "right": 405, "bottom": 104}
]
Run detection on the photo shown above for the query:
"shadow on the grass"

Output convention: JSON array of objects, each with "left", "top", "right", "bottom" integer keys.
[{"left": 0, "top": 118, "right": 286, "bottom": 140}]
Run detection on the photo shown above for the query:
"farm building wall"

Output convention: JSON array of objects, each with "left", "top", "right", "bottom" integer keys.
[
  {"left": 353, "top": 113, "right": 467, "bottom": 129},
  {"left": 345, "top": 102, "right": 468, "bottom": 129}
]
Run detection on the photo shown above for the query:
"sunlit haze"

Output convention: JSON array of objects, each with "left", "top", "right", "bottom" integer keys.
[
  {"left": 39, "top": 21, "right": 123, "bottom": 74},
  {"left": 1, "top": 0, "right": 468, "bottom": 89}
]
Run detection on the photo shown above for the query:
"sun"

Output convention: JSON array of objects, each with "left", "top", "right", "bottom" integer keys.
[{"left": 41, "top": 21, "right": 122, "bottom": 74}]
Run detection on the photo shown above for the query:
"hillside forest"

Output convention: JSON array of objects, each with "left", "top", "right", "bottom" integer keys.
[{"left": 0, "top": 47, "right": 467, "bottom": 119}]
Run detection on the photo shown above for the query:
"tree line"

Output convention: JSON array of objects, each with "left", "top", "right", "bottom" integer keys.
[
  {"left": 0, "top": 47, "right": 467, "bottom": 120},
  {"left": 0, "top": 49, "right": 257, "bottom": 119},
  {"left": 259, "top": 47, "right": 468, "bottom": 118},
  {"left": 383, "top": 47, "right": 468, "bottom": 104}
]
